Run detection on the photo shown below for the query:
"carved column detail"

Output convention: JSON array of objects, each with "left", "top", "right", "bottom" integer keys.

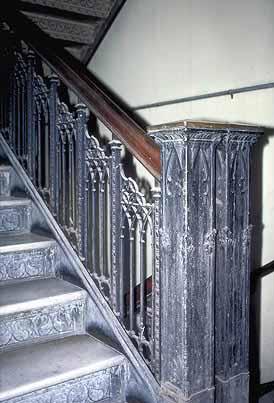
[
  {"left": 153, "top": 128, "right": 220, "bottom": 403},
  {"left": 215, "top": 130, "right": 260, "bottom": 402}
]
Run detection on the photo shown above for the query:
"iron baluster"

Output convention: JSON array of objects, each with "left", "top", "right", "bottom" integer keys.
[
  {"left": 16, "top": 77, "right": 20, "bottom": 157},
  {"left": 26, "top": 51, "right": 35, "bottom": 178},
  {"left": 36, "top": 103, "right": 42, "bottom": 190},
  {"left": 129, "top": 223, "right": 135, "bottom": 334},
  {"left": 75, "top": 104, "right": 88, "bottom": 261},
  {"left": 110, "top": 140, "right": 122, "bottom": 316},
  {"left": 151, "top": 187, "right": 161, "bottom": 381},
  {"left": 49, "top": 75, "right": 59, "bottom": 217},
  {"left": 11, "top": 72, "right": 16, "bottom": 151},
  {"left": 61, "top": 134, "right": 67, "bottom": 227},
  {"left": 139, "top": 223, "right": 145, "bottom": 334},
  {"left": 68, "top": 132, "right": 73, "bottom": 228}
]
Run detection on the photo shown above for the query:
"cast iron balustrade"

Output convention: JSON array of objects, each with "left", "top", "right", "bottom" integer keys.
[
  {"left": 0, "top": 30, "right": 263, "bottom": 402},
  {"left": 0, "top": 49, "right": 158, "bottom": 373}
]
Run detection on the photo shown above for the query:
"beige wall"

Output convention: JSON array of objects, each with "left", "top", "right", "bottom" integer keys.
[{"left": 89, "top": 0, "right": 274, "bottom": 382}]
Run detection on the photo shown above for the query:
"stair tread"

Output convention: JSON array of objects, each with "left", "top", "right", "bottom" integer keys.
[
  {"left": 0, "top": 196, "right": 31, "bottom": 207},
  {"left": 0, "top": 334, "right": 126, "bottom": 401},
  {"left": 0, "top": 165, "right": 11, "bottom": 170},
  {"left": 0, "top": 278, "right": 86, "bottom": 316},
  {"left": 0, "top": 232, "right": 56, "bottom": 252}
]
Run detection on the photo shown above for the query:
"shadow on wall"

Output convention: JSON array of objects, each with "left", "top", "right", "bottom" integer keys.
[{"left": 250, "top": 128, "right": 273, "bottom": 403}]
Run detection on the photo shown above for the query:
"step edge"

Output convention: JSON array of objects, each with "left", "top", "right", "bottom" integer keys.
[
  {"left": 0, "top": 289, "right": 87, "bottom": 316},
  {"left": 0, "top": 238, "right": 56, "bottom": 253},
  {"left": 0, "top": 198, "right": 32, "bottom": 207},
  {"left": 0, "top": 134, "right": 160, "bottom": 400},
  {"left": 0, "top": 346, "right": 126, "bottom": 401},
  {"left": 0, "top": 357, "right": 126, "bottom": 402}
]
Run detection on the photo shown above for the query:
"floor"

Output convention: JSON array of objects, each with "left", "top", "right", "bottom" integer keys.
[{"left": 259, "top": 391, "right": 274, "bottom": 403}]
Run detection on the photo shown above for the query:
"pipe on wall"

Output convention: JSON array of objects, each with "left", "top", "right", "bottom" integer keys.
[{"left": 133, "top": 81, "right": 274, "bottom": 111}]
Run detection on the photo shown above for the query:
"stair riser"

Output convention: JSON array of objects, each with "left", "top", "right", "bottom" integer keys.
[
  {"left": 0, "top": 168, "right": 11, "bottom": 196},
  {"left": 3, "top": 365, "right": 127, "bottom": 403},
  {"left": 0, "top": 299, "right": 86, "bottom": 351},
  {"left": 0, "top": 205, "right": 31, "bottom": 234},
  {"left": 0, "top": 245, "right": 57, "bottom": 282}
]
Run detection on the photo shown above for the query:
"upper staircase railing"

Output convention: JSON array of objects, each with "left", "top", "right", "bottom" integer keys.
[
  {"left": 0, "top": 9, "right": 264, "bottom": 403},
  {"left": 1, "top": 8, "right": 160, "bottom": 179}
]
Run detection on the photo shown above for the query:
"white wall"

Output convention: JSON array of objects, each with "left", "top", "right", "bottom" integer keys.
[{"left": 89, "top": 0, "right": 274, "bottom": 383}]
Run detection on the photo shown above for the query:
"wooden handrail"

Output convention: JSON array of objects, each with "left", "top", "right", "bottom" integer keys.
[{"left": 3, "top": 8, "right": 161, "bottom": 179}]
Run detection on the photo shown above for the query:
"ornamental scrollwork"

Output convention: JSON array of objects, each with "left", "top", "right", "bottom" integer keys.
[
  {"left": 242, "top": 225, "right": 253, "bottom": 250},
  {"left": 0, "top": 299, "right": 85, "bottom": 349},
  {"left": 86, "top": 135, "right": 109, "bottom": 183},
  {"left": 8, "top": 366, "right": 125, "bottom": 403},
  {"left": 0, "top": 246, "right": 57, "bottom": 281},
  {"left": 218, "top": 226, "right": 235, "bottom": 248},
  {"left": 204, "top": 229, "right": 217, "bottom": 255},
  {"left": 0, "top": 206, "right": 31, "bottom": 233}
]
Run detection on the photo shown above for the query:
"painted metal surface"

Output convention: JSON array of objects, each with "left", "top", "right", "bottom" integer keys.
[
  {"left": 0, "top": 132, "right": 160, "bottom": 403},
  {"left": 150, "top": 125, "right": 261, "bottom": 402},
  {"left": 0, "top": 243, "right": 57, "bottom": 281},
  {"left": 214, "top": 132, "right": 258, "bottom": 403},
  {"left": 0, "top": 152, "right": 128, "bottom": 403},
  {"left": 0, "top": 46, "right": 263, "bottom": 403},
  {"left": 4, "top": 367, "right": 125, "bottom": 403},
  {"left": 0, "top": 166, "right": 11, "bottom": 196},
  {"left": 0, "top": 203, "right": 31, "bottom": 233},
  {"left": 2, "top": 49, "right": 157, "bottom": 371},
  {"left": 0, "top": 298, "right": 86, "bottom": 350}
]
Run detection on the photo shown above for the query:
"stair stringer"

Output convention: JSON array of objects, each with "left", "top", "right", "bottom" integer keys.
[{"left": 0, "top": 133, "right": 160, "bottom": 403}]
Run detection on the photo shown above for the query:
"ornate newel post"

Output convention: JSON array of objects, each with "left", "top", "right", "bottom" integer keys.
[
  {"left": 149, "top": 122, "right": 220, "bottom": 403},
  {"left": 149, "top": 121, "right": 262, "bottom": 403},
  {"left": 215, "top": 127, "right": 262, "bottom": 402}
]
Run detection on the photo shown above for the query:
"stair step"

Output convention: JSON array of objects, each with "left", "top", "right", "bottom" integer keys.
[
  {"left": 0, "top": 166, "right": 12, "bottom": 196},
  {"left": 0, "top": 197, "right": 31, "bottom": 234},
  {"left": 0, "top": 232, "right": 57, "bottom": 282},
  {"left": 0, "top": 334, "right": 127, "bottom": 402},
  {"left": 0, "top": 278, "right": 86, "bottom": 350}
]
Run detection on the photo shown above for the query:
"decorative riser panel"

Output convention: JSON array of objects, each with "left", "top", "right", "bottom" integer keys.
[
  {"left": 0, "top": 169, "right": 11, "bottom": 196},
  {"left": 0, "top": 206, "right": 31, "bottom": 233},
  {"left": 0, "top": 245, "right": 57, "bottom": 282},
  {"left": 4, "top": 365, "right": 126, "bottom": 403},
  {"left": 0, "top": 299, "right": 86, "bottom": 350}
]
